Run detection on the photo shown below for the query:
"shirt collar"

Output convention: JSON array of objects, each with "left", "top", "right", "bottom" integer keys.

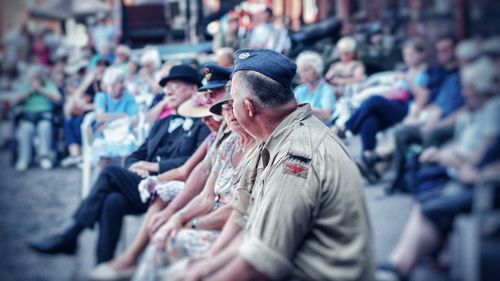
[{"left": 259, "top": 104, "right": 312, "bottom": 167}]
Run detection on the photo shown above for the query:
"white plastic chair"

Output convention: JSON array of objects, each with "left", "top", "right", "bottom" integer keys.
[
  {"left": 451, "top": 174, "right": 500, "bottom": 281},
  {"left": 80, "top": 111, "right": 149, "bottom": 198},
  {"left": 80, "top": 112, "right": 96, "bottom": 198}
]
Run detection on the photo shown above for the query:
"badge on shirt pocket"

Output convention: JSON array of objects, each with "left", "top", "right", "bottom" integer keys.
[{"left": 282, "top": 162, "right": 309, "bottom": 179}]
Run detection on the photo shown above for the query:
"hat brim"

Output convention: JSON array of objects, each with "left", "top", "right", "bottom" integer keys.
[
  {"left": 199, "top": 81, "right": 228, "bottom": 92},
  {"left": 178, "top": 98, "right": 211, "bottom": 118},
  {"left": 209, "top": 93, "right": 232, "bottom": 116},
  {"left": 159, "top": 75, "right": 202, "bottom": 88}
]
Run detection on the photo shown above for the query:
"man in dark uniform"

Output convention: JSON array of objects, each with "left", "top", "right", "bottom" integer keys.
[{"left": 29, "top": 65, "right": 210, "bottom": 264}]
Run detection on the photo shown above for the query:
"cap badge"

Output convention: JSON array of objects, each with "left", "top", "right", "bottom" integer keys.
[
  {"left": 238, "top": 52, "right": 250, "bottom": 59},
  {"left": 204, "top": 72, "right": 212, "bottom": 81}
]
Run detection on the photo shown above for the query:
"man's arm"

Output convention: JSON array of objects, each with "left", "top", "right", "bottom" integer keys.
[{"left": 205, "top": 255, "right": 269, "bottom": 281}]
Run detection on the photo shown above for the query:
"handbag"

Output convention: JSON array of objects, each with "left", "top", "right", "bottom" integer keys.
[{"left": 101, "top": 117, "right": 134, "bottom": 144}]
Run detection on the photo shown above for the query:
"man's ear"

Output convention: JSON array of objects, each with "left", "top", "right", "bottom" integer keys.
[{"left": 243, "top": 98, "right": 255, "bottom": 118}]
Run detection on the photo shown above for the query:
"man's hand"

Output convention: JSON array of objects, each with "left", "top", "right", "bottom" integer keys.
[
  {"left": 129, "top": 165, "right": 150, "bottom": 178},
  {"left": 147, "top": 208, "right": 173, "bottom": 237},
  {"left": 129, "top": 161, "right": 159, "bottom": 177},
  {"left": 419, "top": 146, "right": 439, "bottom": 163},
  {"left": 438, "top": 148, "right": 463, "bottom": 168},
  {"left": 458, "top": 163, "right": 478, "bottom": 185}
]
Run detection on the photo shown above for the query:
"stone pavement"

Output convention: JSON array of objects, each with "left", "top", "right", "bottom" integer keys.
[{"left": 0, "top": 147, "right": 447, "bottom": 281}]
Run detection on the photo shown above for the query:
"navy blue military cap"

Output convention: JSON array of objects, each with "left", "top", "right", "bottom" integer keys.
[
  {"left": 199, "top": 63, "right": 232, "bottom": 91},
  {"left": 233, "top": 48, "right": 297, "bottom": 88}
]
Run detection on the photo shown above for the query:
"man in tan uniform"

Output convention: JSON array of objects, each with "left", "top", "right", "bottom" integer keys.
[{"left": 166, "top": 49, "right": 374, "bottom": 281}]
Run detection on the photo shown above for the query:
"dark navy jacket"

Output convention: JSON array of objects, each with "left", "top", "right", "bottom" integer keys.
[{"left": 125, "top": 114, "right": 210, "bottom": 173}]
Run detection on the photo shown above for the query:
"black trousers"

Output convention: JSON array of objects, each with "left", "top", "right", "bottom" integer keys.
[
  {"left": 391, "top": 124, "right": 455, "bottom": 192},
  {"left": 73, "top": 165, "right": 149, "bottom": 263}
]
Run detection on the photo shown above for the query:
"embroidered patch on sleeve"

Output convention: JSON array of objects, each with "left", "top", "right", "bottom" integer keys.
[{"left": 283, "top": 162, "right": 309, "bottom": 179}]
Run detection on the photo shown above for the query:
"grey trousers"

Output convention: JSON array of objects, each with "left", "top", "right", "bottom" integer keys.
[{"left": 16, "top": 119, "right": 52, "bottom": 165}]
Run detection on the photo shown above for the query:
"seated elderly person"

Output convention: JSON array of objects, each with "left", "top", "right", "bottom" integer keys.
[
  {"left": 132, "top": 93, "right": 256, "bottom": 281},
  {"left": 325, "top": 36, "right": 366, "bottom": 97},
  {"left": 91, "top": 67, "right": 139, "bottom": 165},
  {"left": 379, "top": 58, "right": 500, "bottom": 281},
  {"left": 29, "top": 65, "right": 210, "bottom": 265},
  {"left": 164, "top": 49, "right": 373, "bottom": 281},
  {"left": 294, "top": 51, "right": 336, "bottom": 124},
  {"left": 14, "top": 64, "right": 62, "bottom": 171},
  {"left": 87, "top": 64, "right": 232, "bottom": 280}
]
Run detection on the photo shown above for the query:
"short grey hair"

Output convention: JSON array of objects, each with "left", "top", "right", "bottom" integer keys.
[
  {"left": 296, "top": 51, "right": 324, "bottom": 75},
  {"left": 102, "top": 67, "right": 125, "bottom": 90},
  {"left": 233, "top": 71, "right": 294, "bottom": 108},
  {"left": 461, "top": 58, "right": 498, "bottom": 94},
  {"left": 456, "top": 39, "right": 480, "bottom": 61}
]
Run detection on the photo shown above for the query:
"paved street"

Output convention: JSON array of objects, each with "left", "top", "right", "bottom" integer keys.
[{"left": 0, "top": 147, "right": 445, "bottom": 281}]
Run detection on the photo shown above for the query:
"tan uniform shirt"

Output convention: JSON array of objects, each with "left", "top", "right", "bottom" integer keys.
[{"left": 239, "top": 104, "right": 374, "bottom": 281}]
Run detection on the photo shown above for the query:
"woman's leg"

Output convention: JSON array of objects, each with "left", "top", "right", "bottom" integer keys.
[
  {"left": 388, "top": 204, "right": 441, "bottom": 276},
  {"left": 346, "top": 96, "right": 387, "bottom": 135},
  {"left": 108, "top": 197, "right": 169, "bottom": 269},
  {"left": 359, "top": 116, "right": 382, "bottom": 152}
]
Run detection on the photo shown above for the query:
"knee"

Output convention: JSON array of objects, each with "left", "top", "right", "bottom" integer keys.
[
  {"left": 102, "top": 193, "right": 127, "bottom": 214},
  {"left": 100, "top": 165, "right": 123, "bottom": 177},
  {"left": 363, "top": 95, "right": 384, "bottom": 108},
  {"left": 17, "top": 121, "right": 34, "bottom": 137},
  {"left": 38, "top": 120, "right": 52, "bottom": 130}
]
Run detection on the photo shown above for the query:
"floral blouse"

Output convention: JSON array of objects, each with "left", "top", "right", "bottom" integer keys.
[{"left": 211, "top": 133, "right": 243, "bottom": 207}]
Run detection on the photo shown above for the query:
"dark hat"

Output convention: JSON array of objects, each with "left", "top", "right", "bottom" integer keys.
[
  {"left": 209, "top": 92, "right": 232, "bottom": 116},
  {"left": 233, "top": 48, "right": 296, "bottom": 88},
  {"left": 199, "top": 63, "right": 232, "bottom": 91},
  {"left": 159, "top": 65, "right": 202, "bottom": 88}
]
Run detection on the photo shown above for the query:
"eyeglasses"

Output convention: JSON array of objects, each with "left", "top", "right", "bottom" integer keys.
[{"left": 165, "top": 82, "right": 186, "bottom": 92}]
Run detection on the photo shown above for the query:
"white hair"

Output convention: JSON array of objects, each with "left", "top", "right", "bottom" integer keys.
[
  {"left": 455, "top": 39, "right": 480, "bottom": 61},
  {"left": 140, "top": 47, "right": 161, "bottom": 69},
  {"left": 461, "top": 58, "right": 498, "bottom": 94},
  {"left": 296, "top": 51, "right": 324, "bottom": 75},
  {"left": 102, "top": 67, "right": 125, "bottom": 90},
  {"left": 336, "top": 36, "right": 357, "bottom": 53}
]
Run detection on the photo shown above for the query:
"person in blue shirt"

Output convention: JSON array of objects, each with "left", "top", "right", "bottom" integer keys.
[
  {"left": 388, "top": 35, "right": 465, "bottom": 193},
  {"left": 294, "top": 51, "right": 336, "bottom": 124},
  {"left": 344, "top": 38, "right": 430, "bottom": 182},
  {"left": 94, "top": 68, "right": 138, "bottom": 123},
  {"left": 92, "top": 67, "right": 139, "bottom": 164}
]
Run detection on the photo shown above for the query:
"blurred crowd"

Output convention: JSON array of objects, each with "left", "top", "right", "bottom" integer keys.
[{"left": 1, "top": 4, "right": 500, "bottom": 281}]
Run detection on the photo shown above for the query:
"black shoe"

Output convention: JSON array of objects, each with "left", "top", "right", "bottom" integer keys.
[
  {"left": 28, "top": 234, "right": 77, "bottom": 255},
  {"left": 356, "top": 160, "right": 381, "bottom": 185},
  {"left": 377, "top": 261, "right": 408, "bottom": 281}
]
